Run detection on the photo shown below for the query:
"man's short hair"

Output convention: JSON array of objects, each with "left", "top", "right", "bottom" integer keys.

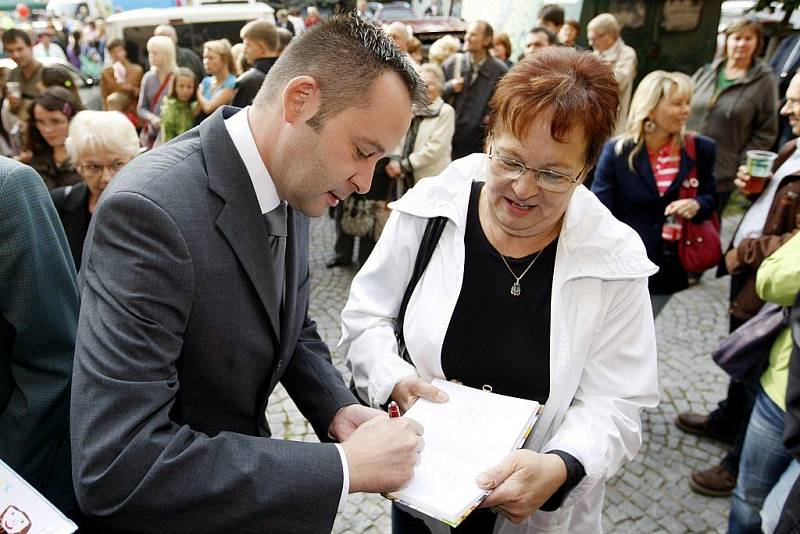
[
  {"left": 538, "top": 4, "right": 565, "bottom": 27},
  {"left": 107, "top": 38, "right": 125, "bottom": 52},
  {"left": 241, "top": 19, "right": 279, "bottom": 52},
  {"left": 254, "top": 12, "right": 426, "bottom": 131},
  {"left": 154, "top": 24, "right": 178, "bottom": 43},
  {"left": 529, "top": 26, "right": 556, "bottom": 46},
  {"left": 474, "top": 20, "right": 494, "bottom": 42},
  {"left": 2, "top": 28, "right": 31, "bottom": 48}
]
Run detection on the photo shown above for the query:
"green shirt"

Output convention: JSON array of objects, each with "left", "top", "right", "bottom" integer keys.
[
  {"left": 716, "top": 63, "right": 738, "bottom": 93},
  {"left": 160, "top": 98, "right": 197, "bottom": 142},
  {"left": 756, "top": 231, "right": 800, "bottom": 410}
]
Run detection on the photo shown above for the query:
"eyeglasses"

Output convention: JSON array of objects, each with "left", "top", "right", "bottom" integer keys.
[
  {"left": 486, "top": 147, "right": 584, "bottom": 193},
  {"left": 78, "top": 160, "right": 129, "bottom": 179}
]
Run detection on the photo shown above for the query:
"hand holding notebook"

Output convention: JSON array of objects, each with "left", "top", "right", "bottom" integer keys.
[{"left": 385, "top": 379, "right": 541, "bottom": 527}]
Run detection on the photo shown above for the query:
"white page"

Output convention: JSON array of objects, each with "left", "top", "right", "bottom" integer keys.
[
  {"left": 389, "top": 379, "right": 539, "bottom": 525},
  {"left": 0, "top": 460, "right": 77, "bottom": 534}
]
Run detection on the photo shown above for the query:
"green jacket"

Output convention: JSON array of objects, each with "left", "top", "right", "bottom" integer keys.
[
  {"left": 687, "top": 58, "right": 779, "bottom": 193},
  {"left": 756, "top": 230, "right": 800, "bottom": 409},
  {"left": 0, "top": 157, "right": 79, "bottom": 512}
]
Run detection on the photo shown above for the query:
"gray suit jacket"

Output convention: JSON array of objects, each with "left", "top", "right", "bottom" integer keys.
[{"left": 70, "top": 107, "right": 357, "bottom": 533}]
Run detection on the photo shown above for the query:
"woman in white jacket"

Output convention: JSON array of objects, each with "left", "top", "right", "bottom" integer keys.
[{"left": 340, "top": 48, "right": 660, "bottom": 534}]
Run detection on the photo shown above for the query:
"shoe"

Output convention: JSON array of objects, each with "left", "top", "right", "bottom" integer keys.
[
  {"left": 325, "top": 258, "right": 352, "bottom": 269},
  {"left": 689, "top": 464, "right": 736, "bottom": 497},
  {"left": 675, "top": 412, "right": 734, "bottom": 443}
]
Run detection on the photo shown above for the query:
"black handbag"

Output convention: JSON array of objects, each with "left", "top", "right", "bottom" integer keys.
[
  {"left": 349, "top": 216, "right": 448, "bottom": 405},
  {"left": 712, "top": 303, "right": 790, "bottom": 381}
]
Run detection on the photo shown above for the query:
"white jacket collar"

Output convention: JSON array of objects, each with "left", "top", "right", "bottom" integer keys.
[{"left": 391, "top": 154, "right": 658, "bottom": 281}]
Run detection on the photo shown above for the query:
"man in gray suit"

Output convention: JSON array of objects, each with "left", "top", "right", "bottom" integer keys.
[{"left": 71, "top": 14, "right": 428, "bottom": 533}]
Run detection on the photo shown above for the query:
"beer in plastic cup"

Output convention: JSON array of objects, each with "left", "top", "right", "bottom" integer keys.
[
  {"left": 745, "top": 150, "right": 778, "bottom": 194},
  {"left": 5, "top": 81, "right": 20, "bottom": 99},
  {"left": 662, "top": 214, "right": 682, "bottom": 242}
]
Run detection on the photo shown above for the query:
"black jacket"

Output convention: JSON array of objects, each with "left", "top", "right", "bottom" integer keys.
[
  {"left": 592, "top": 136, "right": 718, "bottom": 294},
  {"left": 50, "top": 182, "right": 91, "bottom": 272},
  {"left": 232, "top": 57, "right": 278, "bottom": 108}
]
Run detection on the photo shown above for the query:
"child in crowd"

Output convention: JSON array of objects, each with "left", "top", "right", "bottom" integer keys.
[
  {"left": 159, "top": 67, "right": 198, "bottom": 142},
  {"left": 106, "top": 91, "right": 141, "bottom": 130}
]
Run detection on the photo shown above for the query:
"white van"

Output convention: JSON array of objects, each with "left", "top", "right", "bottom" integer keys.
[{"left": 105, "top": 3, "right": 274, "bottom": 67}]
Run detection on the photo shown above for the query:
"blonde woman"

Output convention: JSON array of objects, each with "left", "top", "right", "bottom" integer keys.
[
  {"left": 592, "top": 70, "right": 718, "bottom": 316},
  {"left": 427, "top": 34, "right": 460, "bottom": 66},
  {"left": 138, "top": 35, "right": 177, "bottom": 148},
  {"left": 196, "top": 39, "right": 236, "bottom": 120}
]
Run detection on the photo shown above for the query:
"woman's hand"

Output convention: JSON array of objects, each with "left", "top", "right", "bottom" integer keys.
[
  {"left": 390, "top": 376, "right": 448, "bottom": 413},
  {"left": 664, "top": 198, "right": 700, "bottom": 219},
  {"left": 477, "top": 450, "right": 567, "bottom": 523}
]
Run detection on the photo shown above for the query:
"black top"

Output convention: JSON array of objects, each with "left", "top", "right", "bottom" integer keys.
[
  {"left": 433, "top": 182, "right": 583, "bottom": 532},
  {"left": 50, "top": 182, "right": 91, "bottom": 272},
  {"left": 441, "top": 181, "right": 556, "bottom": 402}
]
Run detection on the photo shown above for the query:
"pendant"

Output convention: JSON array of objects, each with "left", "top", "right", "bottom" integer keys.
[{"left": 510, "top": 280, "right": 521, "bottom": 297}]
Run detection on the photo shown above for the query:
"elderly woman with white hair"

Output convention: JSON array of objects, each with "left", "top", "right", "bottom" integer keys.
[
  {"left": 50, "top": 110, "right": 140, "bottom": 271},
  {"left": 138, "top": 35, "right": 178, "bottom": 148},
  {"left": 386, "top": 63, "right": 455, "bottom": 185},
  {"left": 587, "top": 13, "right": 637, "bottom": 134}
]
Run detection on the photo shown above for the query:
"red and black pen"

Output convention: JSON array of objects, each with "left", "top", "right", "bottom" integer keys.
[{"left": 388, "top": 401, "right": 400, "bottom": 418}]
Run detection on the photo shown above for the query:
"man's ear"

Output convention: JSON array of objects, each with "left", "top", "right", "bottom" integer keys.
[{"left": 281, "top": 76, "right": 320, "bottom": 124}]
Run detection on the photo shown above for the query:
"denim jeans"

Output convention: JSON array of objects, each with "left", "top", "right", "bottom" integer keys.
[
  {"left": 728, "top": 391, "right": 793, "bottom": 534},
  {"left": 761, "top": 460, "right": 800, "bottom": 534}
]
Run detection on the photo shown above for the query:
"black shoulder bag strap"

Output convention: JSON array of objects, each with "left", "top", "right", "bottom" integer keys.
[
  {"left": 395, "top": 215, "right": 448, "bottom": 364},
  {"left": 349, "top": 215, "right": 448, "bottom": 405}
]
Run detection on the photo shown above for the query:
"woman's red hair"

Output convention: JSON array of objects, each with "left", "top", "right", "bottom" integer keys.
[{"left": 488, "top": 47, "right": 620, "bottom": 166}]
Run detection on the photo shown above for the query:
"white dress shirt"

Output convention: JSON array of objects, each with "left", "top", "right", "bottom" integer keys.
[{"left": 224, "top": 107, "right": 350, "bottom": 513}]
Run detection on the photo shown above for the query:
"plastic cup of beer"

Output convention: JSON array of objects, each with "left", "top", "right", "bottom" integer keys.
[
  {"left": 5, "top": 81, "right": 20, "bottom": 99},
  {"left": 745, "top": 150, "right": 778, "bottom": 194}
]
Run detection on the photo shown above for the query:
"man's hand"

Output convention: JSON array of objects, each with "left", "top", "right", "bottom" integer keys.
[
  {"left": 451, "top": 77, "right": 465, "bottom": 93},
  {"left": 341, "top": 416, "right": 424, "bottom": 493},
  {"left": 386, "top": 160, "right": 402, "bottom": 178},
  {"left": 150, "top": 116, "right": 161, "bottom": 128},
  {"left": 664, "top": 198, "right": 700, "bottom": 219},
  {"left": 328, "top": 404, "right": 385, "bottom": 442},
  {"left": 391, "top": 376, "right": 448, "bottom": 413},
  {"left": 725, "top": 248, "right": 741, "bottom": 274},
  {"left": 477, "top": 450, "right": 567, "bottom": 524}
]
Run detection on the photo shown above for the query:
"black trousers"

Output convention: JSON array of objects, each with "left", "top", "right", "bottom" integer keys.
[{"left": 392, "top": 503, "right": 498, "bottom": 533}]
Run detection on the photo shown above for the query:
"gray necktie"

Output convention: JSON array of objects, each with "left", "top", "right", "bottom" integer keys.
[{"left": 263, "top": 203, "right": 288, "bottom": 319}]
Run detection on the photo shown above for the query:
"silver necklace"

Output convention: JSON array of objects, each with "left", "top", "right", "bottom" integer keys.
[{"left": 498, "top": 249, "right": 544, "bottom": 297}]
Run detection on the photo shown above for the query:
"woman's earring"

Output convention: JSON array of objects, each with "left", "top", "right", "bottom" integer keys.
[{"left": 644, "top": 119, "right": 656, "bottom": 133}]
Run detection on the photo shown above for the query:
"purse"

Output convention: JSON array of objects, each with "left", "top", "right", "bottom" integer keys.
[
  {"left": 340, "top": 196, "right": 375, "bottom": 238},
  {"left": 712, "top": 303, "right": 789, "bottom": 381},
  {"left": 678, "top": 135, "right": 722, "bottom": 272},
  {"left": 349, "top": 216, "right": 448, "bottom": 405}
]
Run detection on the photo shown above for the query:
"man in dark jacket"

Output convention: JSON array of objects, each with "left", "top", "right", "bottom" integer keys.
[
  {"left": 232, "top": 20, "right": 281, "bottom": 109},
  {"left": 442, "top": 20, "right": 508, "bottom": 159},
  {"left": 0, "top": 158, "right": 79, "bottom": 516},
  {"left": 154, "top": 24, "right": 205, "bottom": 84},
  {"left": 771, "top": 33, "right": 800, "bottom": 149}
]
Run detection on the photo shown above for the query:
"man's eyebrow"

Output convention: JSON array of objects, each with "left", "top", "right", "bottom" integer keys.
[{"left": 355, "top": 137, "right": 386, "bottom": 155}]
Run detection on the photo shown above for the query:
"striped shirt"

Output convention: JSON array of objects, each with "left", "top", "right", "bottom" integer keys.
[{"left": 648, "top": 141, "right": 681, "bottom": 195}]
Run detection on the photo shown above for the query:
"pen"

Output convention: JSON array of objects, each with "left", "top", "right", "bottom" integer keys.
[{"left": 388, "top": 401, "right": 400, "bottom": 418}]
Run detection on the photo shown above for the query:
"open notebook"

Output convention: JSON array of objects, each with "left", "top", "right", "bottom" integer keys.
[
  {"left": 0, "top": 460, "right": 77, "bottom": 534},
  {"left": 384, "top": 379, "right": 541, "bottom": 527}
]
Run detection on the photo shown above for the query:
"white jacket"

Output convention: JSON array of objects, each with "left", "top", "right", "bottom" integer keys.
[
  {"left": 392, "top": 97, "right": 455, "bottom": 182},
  {"left": 339, "top": 154, "right": 660, "bottom": 533}
]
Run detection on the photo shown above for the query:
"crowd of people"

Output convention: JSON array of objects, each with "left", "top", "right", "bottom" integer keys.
[{"left": 1, "top": 2, "right": 800, "bottom": 534}]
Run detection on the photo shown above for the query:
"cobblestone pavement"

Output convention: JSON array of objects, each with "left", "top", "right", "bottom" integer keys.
[{"left": 266, "top": 213, "right": 741, "bottom": 533}]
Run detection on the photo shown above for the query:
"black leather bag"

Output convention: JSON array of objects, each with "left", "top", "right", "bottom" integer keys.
[{"left": 349, "top": 216, "right": 448, "bottom": 405}]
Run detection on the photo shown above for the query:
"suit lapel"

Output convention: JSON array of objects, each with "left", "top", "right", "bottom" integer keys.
[{"left": 204, "top": 107, "right": 282, "bottom": 342}]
